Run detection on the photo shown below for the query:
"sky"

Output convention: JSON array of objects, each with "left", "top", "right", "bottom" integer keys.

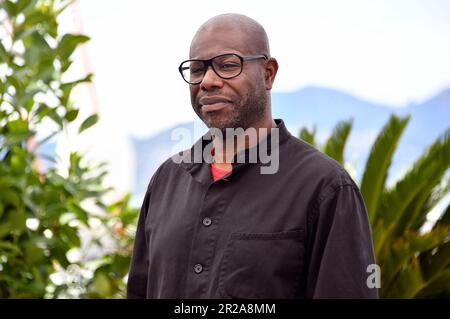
[
  {"left": 61, "top": 0, "right": 450, "bottom": 137},
  {"left": 50, "top": 0, "right": 450, "bottom": 197}
]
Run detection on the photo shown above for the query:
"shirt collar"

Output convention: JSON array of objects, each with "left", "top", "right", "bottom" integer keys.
[{"left": 176, "top": 119, "right": 291, "bottom": 185}]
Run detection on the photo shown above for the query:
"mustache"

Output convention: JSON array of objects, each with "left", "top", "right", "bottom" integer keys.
[
  {"left": 195, "top": 94, "right": 235, "bottom": 108},
  {"left": 199, "top": 96, "right": 232, "bottom": 106}
]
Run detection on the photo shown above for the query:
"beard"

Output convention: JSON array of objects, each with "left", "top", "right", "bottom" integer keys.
[{"left": 192, "top": 82, "right": 268, "bottom": 132}]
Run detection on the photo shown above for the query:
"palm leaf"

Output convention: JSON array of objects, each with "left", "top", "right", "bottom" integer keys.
[
  {"left": 375, "top": 128, "right": 450, "bottom": 256},
  {"left": 420, "top": 239, "right": 450, "bottom": 282},
  {"left": 299, "top": 126, "right": 316, "bottom": 146},
  {"left": 413, "top": 267, "right": 450, "bottom": 298},
  {"left": 323, "top": 119, "right": 353, "bottom": 165},
  {"left": 411, "top": 178, "right": 450, "bottom": 231},
  {"left": 381, "top": 225, "right": 449, "bottom": 294},
  {"left": 432, "top": 202, "right": 450, "bottom": 230},
  {"left": 360, "top": 114, "right": 410, "bottom": 224},
  {"left": 384, "top": 257, "right": 424, "bottom": 298}
]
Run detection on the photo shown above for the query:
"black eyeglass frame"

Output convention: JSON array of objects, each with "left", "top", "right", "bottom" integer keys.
[{"left": 178, "top": 53, "right": 268, "bottom": 85}]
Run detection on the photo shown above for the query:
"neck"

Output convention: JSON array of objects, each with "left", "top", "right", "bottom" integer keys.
[{"left": 211, "top": 117, "right": 277, "bottom": 169}]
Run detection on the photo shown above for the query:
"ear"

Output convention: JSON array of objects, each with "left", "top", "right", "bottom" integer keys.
[{"left": 264, "top": 57, "right": 278, "bottom": 90}]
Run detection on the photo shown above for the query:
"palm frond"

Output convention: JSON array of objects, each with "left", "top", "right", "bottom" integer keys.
[
  {"left": 432, "top": 202, "right": 450, "bottom": 230},
  {"left": 411, "top": 177, "right": 450, "bottom": 231},
  {"left": 420, "top": 239, "right": 450, "bottom": 283},
  {"left": 299, "top": 125, "right": 316, "bottom": 146},
  {"left": 323, "top": 119, "right": 353, "bottom": 165},
  {"left": 381, "top": 225, "right": 449, "bottom": 294},
  {"left": 375, "top": 128, "right": 450, "bottom": 255},
  {"left": 384, "top": 257, "right": 424, "bottom": 298},
  {"left": 413, "top": 267, "right": 450, "bottom": 298},
  {"left": 360, "top": 114, "right": 410, "bottom": 224}
]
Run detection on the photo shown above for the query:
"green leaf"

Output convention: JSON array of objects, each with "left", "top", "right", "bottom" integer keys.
[
  {"left": 15, "top": 0, "right": 37, "bottom": 14},
  {"left": 47, "top": 108, "right": 63, "bottom": 128},
  {"left": 33, "top": 103, "right": 54, "bottom": 122},
  {"left": 0, "top": 41, "right": 8, "bottom": 63},
  {"left": 411, "top": 177, "right": 450, "bottom": 230},
  {"left": 0, "top": 189, "right": 21, "bottom": 208},
  {"left": 299, "top": 126, "right": 316, "bottom": 146},
  {"left": 386, "top": 257, "right": 426, "bottom": 298},
  {"left": 421, "top": 240, "right": 450, "bottom": 282},
  {"left": 1, "top": 1, "right": 18, "bottom": 17},
  {"left": 7, "top": 118, "right": 28, "bottom": 133},
  {"left": 65, "top": 109, "right": 79, "bottom": 122},
  {"left": 414, "top": 267, "right": 450, "bottom": 298},
  {"left": 78, "top": 113, "right": 99, "bottom": 134},
  {"left": 434, "top": 203, "right": 450, "bottom": 229},
  {"left": 60, "top": 73, "right": 93, "bottom": 106},
  {"left": 390, "top": 129, "right": 450, "bottom": 237},
  {"left": 35, "top": 54, "right": 55, "bottom": 83},
  {"left": 323, "top": 118, "right": 353, "bottom": 164},
  {"left": 3, "top": 131, "right": 35, "bottom": 145},
  {"left": 0, "top": 241, "right": 21, "bottom": 254},
  {"left": 360, "top": 114, "right": 410, "bottom": 224},
  {"left": 381, "top": 226, "right": 449, "bottom": 292},
  {"left": 60, "top": 225, "right": 81, "bottom": 247},
  {"left": 23, "top": 240, "right": 45, "bottom": 264},
  {"left": 0, "top": 201, "right": 4, "bottom": 219},
  {"left": 68, "top": 202, "right": 89, "bottom": 226},
  {"left": 6, "top": 75, "right": 25, "bottom": 97},
  {"left": 57, "top": 34, "right": 90, "bottom": 60},
  {"left": 0, "top": 209, "right": 27, "bottom": 238},
  {"left": 23, "top": 10, "right": 49, "bottom": 27},
  {"left": 374, "top": 127, "right": 450, "bottom": 265},
  {"left": 23, "top": 30, "right": 52, "bottom": 53},
  {"left": 94, "top": 272, "right": 113, "bottom": 298}
]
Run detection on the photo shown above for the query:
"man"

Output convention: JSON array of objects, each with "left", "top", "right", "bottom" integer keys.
[{"left": 127, "top": 13, "right": 378, "bottom": 299}]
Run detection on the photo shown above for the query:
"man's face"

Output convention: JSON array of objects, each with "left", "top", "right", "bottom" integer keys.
[{"left": 189, "top": 29, "right": 268, "bottom": 131}]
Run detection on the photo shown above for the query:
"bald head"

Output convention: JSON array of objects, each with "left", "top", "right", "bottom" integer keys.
[
  {"left": 185, "top": 14, "right": 279, "bottom": 131},
  {"left": 190, "top": 13, "right": 270, "bottom": 59}
]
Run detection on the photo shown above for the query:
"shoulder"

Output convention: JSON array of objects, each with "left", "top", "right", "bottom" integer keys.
[
  {"left": 283, "top": 136, "right": 358, "bottom": 193},
  {"left": 282, "top": 138, "right": 368, "bottom": 226},
  {"left": 143, "top": 152, "right": 187, "bottom": 193}
]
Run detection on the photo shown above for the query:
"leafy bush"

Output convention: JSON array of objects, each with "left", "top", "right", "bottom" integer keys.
[{"left": 0, "top": 0, "right": 138, "bottom": 298}]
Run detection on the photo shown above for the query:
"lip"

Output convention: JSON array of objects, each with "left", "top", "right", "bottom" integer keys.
[
  {"left": 199, "top": 96, "right": 232, "bottom": 113},
  {"left": 201, "top": 102, "right": 230, "bottom": 113}
]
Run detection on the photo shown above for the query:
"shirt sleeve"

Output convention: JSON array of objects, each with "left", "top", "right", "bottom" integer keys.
[
  {"left": 305, "top": 184, "right": 379, "bottom": 298},
  {"left": 126, "top": 178, "right": 154, "bottom": 299}
]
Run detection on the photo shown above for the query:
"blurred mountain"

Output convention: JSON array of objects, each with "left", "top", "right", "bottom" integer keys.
[{"left": 131, "top": 86, "right": 450, "bottom": 204}]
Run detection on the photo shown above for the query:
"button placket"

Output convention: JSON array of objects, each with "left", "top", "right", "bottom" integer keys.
[{"left": 185, "top": 184, "right": 227, "bottom": 297}]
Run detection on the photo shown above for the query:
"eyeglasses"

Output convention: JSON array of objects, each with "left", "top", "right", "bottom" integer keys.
[{"left": 178, "top": 53, "right": 267, "bottom": 85}]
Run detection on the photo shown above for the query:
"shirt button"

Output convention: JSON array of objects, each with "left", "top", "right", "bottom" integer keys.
[
  {"left": 194, "top": 263, "right": 203, "bottom": 274},
  {"left": 202, "top": 217, "right": 212, "bottom": 227}
]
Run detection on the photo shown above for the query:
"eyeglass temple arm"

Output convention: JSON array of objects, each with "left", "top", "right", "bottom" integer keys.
[{"left": 242, "top": 55, "right": 268, "bottom": 61}]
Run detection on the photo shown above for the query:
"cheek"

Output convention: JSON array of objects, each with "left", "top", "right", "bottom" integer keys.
[
  {"left": 234, "top": 80, "right": 258, "bottom": 104},
  {"left": 189, "top": 86, "right": 199, "bottom": 105}
]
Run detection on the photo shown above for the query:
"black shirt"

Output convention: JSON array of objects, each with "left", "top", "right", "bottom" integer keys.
[{"left": 127, "top": 119, "right": 378, "bottom": 299}]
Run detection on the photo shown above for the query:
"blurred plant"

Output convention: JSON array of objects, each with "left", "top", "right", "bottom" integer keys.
[
  {"left": 300, "top": 115, "right": 450, "bottom": 298},
  {"left": 0, "top": 0, "right": 138, "bottom": 298}
]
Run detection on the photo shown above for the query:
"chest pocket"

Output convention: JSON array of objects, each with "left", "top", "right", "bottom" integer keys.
[{"left": 218, "top": 229, "right": 305, "bottom": 299}]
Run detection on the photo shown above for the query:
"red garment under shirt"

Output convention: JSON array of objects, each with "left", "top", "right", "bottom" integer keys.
[{"left": 211, "top": 163, "right": 232, "bottom": 182}]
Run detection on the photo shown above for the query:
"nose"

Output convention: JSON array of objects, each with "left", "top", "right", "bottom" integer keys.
[{"left": 200, "top": 66, "right": 224, "bottom": 91}]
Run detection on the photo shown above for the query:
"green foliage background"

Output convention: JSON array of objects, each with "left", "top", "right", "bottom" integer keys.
[{"left": 0, "top": 0, "right": 138, "bottom": 298}]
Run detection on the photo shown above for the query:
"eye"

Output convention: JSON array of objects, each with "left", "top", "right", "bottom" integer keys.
[
  {"left": 190, "top": 63, "right": 204, "bottom": 75},
  {"left": 190, "top": 67, "right": 204, "bottom": 74},
  {"left": 220, "top": 63, "right": 240, "bottom": 71}
]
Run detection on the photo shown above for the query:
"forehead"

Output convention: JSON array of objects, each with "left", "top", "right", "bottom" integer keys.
[{"left": 189, "top": 27, "right": 252, "bottom": 60}]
